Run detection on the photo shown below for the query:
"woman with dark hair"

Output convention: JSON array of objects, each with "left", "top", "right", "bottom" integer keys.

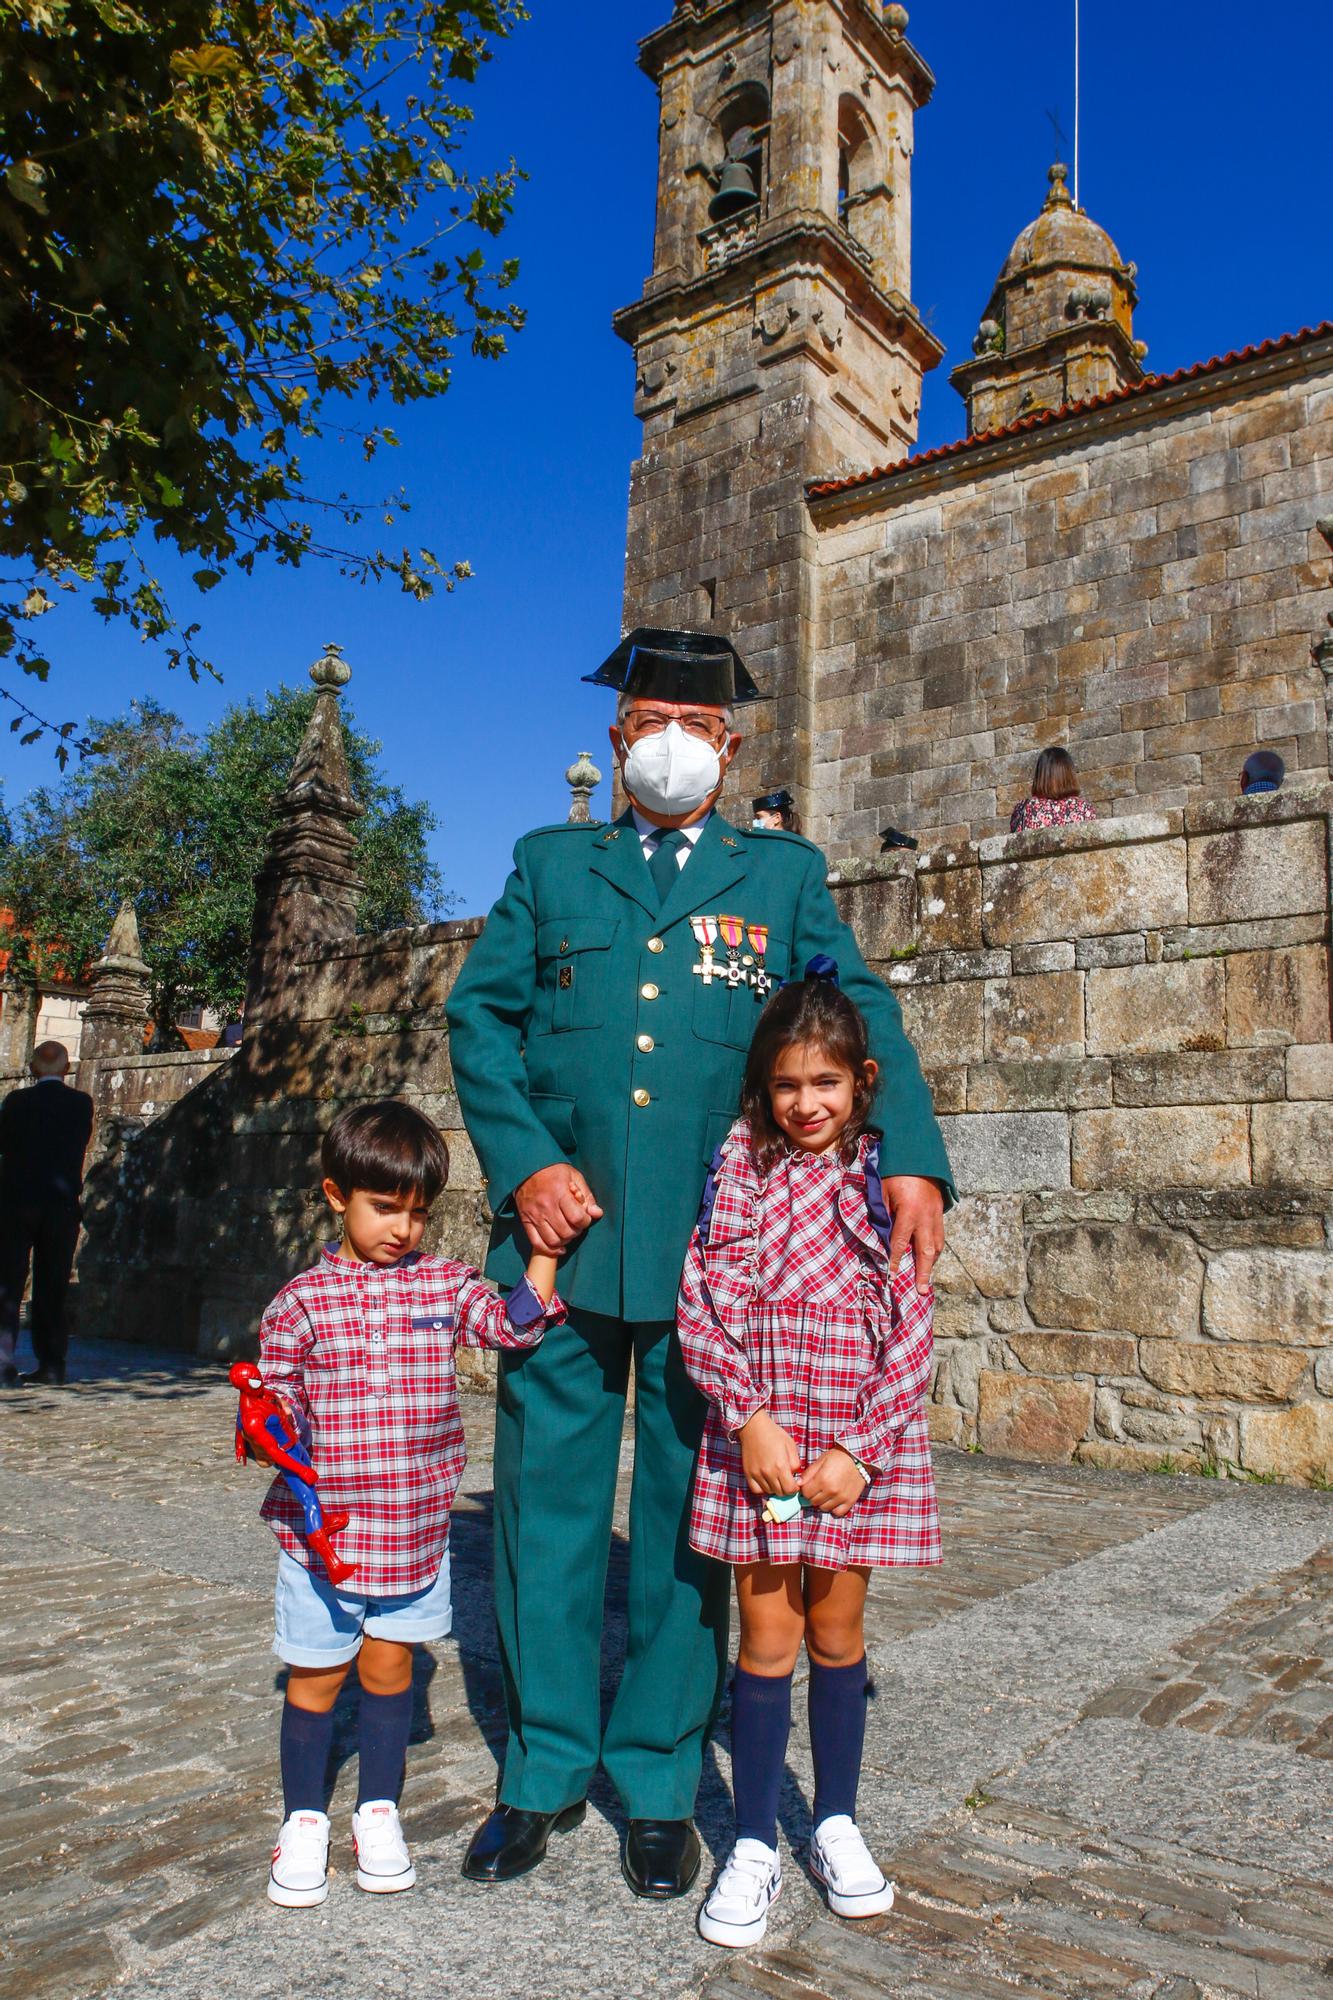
[{"left": 1009, "top": 747, "right": 1097, "bottom": 833}]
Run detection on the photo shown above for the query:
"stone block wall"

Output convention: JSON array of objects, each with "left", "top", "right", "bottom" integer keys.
[
  {"left": 808, "top": 335, "right": 1333, "bottom": 855},
  {"left": 829, "top": 785, "right": 1333, "bottom": 1481},
  {"left": 72, "top": 920, "right": 494, "bottom": 1379}
]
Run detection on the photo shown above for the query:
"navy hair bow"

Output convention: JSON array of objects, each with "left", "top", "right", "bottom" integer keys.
[{"left": 775, "top": 952, "right": 841, "bottom": 995}]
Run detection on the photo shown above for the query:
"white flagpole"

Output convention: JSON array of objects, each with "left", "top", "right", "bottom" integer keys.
[{"left": 1074, "top": 0, "right": 1081, "bottom": 208}]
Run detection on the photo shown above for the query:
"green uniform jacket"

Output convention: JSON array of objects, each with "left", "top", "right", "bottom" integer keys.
[{"left": 446, "top": 810, "right": 953, "bottom": 1322}]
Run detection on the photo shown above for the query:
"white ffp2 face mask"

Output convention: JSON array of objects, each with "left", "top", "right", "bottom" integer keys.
[{"left": 621, "top": 722, "right": 723, "bottom": 818}]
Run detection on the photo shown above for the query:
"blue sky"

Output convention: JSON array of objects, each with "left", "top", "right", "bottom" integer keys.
[{"left": 3, "top": 0, "right": 1328, "bottom": 914}]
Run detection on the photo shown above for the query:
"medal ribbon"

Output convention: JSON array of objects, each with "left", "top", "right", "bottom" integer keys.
[
  {"left": 717, "top": 913, "right": 745, "bottom": 953},
  {"left": 690, "top": 915, "right": 718, "bottom": 950},
  {"left": 746, "top": 923, "right": 768, "bottom": 962}
]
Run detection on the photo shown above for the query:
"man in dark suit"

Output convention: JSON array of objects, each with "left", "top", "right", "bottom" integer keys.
[{"left": 0, "top": 1041, "right": 94, "bottom": 1387}]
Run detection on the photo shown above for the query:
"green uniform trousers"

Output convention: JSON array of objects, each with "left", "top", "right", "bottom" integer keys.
[{"left": 492, "top": 1309, "right": 731, "bottom": 1819}]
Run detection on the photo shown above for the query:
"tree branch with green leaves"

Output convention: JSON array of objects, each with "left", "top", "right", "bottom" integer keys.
[{"left": 0, "top": 0, "right": 527, "bottom": 757}]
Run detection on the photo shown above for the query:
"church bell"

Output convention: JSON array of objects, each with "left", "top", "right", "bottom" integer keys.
[{"left": 708, "top": 158, "right": 759, "bottom": 224}]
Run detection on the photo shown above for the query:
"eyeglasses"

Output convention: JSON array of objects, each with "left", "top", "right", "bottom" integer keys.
[{"left": 621, "top": 708, "right": 730, "bottom": 746}]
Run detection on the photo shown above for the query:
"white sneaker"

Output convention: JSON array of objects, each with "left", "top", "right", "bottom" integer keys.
[
  {"left": 352, "top": 1800, "right": 416, "bottom": 1893},
  {"left": 268, "top": 1810, "right": 330, "bottom": 1908},
  {"left": 698, "top": 1839, "right": 782, "bottom": 1948},
  {"left": 808, "top": 1815, "right": 895, "bottom": 1918}
]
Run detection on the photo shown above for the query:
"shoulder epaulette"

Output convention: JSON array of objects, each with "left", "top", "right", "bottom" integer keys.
[{"left": 520, "top": 819, "right": 608, "bottom": 841}]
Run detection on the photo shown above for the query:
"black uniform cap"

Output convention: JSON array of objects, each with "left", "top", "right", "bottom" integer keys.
[
  {"left": 752, "top": 789, "right": 794, "bottom": 814},
  {"left": 584, "top": 627, "right": 763, "bottom": 707}
]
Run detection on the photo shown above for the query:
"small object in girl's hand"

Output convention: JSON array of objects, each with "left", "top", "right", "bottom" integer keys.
[{"left": 762, "top": 1491, "right": 811, "bottom": 1523}]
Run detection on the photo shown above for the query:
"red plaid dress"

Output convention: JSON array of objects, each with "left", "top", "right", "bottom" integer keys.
[
  {"left": 258, "top": 1248, "right": 564, "bottom": 1596},
  {"left": 678, "top": 1122, "right": 940, "bottom": 1571}
]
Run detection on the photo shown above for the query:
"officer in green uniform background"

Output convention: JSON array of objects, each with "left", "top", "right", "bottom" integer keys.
[{"left": 446, "top": 629, "right": 952, "bottom": 1898}]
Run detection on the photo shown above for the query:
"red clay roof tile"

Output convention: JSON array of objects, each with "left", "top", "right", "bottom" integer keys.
[{"left": 807, "top": 321, "right": 1333, "bottom": 501}]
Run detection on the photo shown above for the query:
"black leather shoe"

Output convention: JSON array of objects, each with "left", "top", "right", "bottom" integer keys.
[
  {"left": 20, "top": 1367, "right": 65, "bottom": 1387},
  {"left": 461, "top": 1801, "right": 586, "bottom": 1883},
  {"left": 622, "top": 1818, "right": 701, "bottom": 1899}
]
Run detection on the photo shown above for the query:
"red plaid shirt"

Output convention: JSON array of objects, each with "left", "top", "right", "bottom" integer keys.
[{"left": 258, "top": 1247, "right": 564, "bottom": 1595}]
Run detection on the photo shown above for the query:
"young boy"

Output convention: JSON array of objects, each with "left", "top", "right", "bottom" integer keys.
[{"left": 251, "top": 1099, "right": 561, "bottom": 1909}]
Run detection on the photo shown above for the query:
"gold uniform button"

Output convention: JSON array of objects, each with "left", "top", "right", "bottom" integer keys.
[
  {"left": 647, "top": 936, "right": 665, "bottom": 954},
  {"left": 637, "top": 1034, "right": 655, "bottom": 1053},
  {"left": 632, "top": 1088, "right": 651, "bottom": 1108},
  {"left": 640, "top": 982, "right": 659, "bottom": 1000}
]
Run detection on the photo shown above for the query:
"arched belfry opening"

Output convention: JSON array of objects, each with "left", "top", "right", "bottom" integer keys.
[
  {"left": 703, "top": 83, "right": 768, "bottom": 254},
  {"left": 836, "top": 97, "right": 882, "bottom": 263},
  {"left": 836, "top": 99, "right": 874, "bottom": 228}
]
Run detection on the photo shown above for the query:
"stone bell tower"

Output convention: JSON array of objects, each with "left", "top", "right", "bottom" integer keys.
[{"left": 614, "top": 0, "right": 941, "bottom": 815}]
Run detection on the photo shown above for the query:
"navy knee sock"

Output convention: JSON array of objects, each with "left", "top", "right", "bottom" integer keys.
[
  {"left": 730, "top": 1667, "right": 792, "bottom": 1849},
  {"left": 357, "top": 1686, "right": 414, "bottom": 1807},
  {"left": 280, "top": 1699, "right": 337, "bottom": 1817},
  {"left": 808, "top": 1656, "right": 869, "bottom": 1828}
]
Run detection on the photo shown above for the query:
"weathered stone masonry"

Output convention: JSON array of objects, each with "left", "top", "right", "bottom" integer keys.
[
  {"left": 808, "top": 330, "right": 1333, "bottom": 856},
  {"left": 831, "top": 786, "right": 1333, "bottom": 1482}
]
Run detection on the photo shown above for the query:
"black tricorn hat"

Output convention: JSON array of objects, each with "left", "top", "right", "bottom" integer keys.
[
  {"left": 584, "top": 627, "right": 763, "bottom": 706},
  {"left": 752, "top": 789, "right": 794, "bottom": 813}
]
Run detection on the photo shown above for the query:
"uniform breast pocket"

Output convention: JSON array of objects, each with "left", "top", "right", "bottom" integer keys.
[
  {"left": 537, "top": 917, "right": 619, "bottom": 1032},
  {"left": 691, "top": 933, "right": 791, "bottom": 1047}
]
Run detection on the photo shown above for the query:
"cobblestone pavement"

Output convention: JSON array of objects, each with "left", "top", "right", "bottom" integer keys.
[{"left": 1, "top": 1339, "right": 1330, "bottom": 2000}]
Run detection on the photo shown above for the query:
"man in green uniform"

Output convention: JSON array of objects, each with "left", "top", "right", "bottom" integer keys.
[{"left": 447, "top": 629, "right": 952, "bottom": 1897}]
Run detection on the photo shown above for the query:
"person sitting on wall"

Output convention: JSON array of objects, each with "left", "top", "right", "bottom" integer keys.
[
  {"left": 1009, "top": 748, "right": 1097, "bottom": 834},
  {"left": 752, "top": 789, "right": 801, "bottom": 834},
  {"left": 1239, "top": 750, "right": 1285, "bottom": 797},
  {"left": 0, "top": 1040, "right": 94, "bottom": 1387}
]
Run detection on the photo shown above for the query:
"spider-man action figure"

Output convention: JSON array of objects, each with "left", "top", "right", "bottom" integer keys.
[{"left": 230, "top": 1359, "right": 357, "bottom": 1586}]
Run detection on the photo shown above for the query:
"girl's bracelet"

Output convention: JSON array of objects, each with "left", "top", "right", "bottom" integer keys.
[{"left": 846, "top": 1452, "right": 873, "bottom": 1485}]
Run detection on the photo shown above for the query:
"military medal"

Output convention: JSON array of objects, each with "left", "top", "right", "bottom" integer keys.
[
  {"left": 747, "top": 923, "right": 772, "bottom": 998},
  {"left": 690, "top": 914, "right": 719, "bottom": 986},
  {"left": 716, "top": 913, "right": 749, "bottom": 990}
]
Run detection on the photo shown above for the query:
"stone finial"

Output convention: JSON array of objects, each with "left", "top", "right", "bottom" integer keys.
[
  {"left": 284, "top": 652, "right": 361, "bottom": 819},
  {"left": 883, "top": 3, "right": 909, "bottom": 29},
  {"left": 1045, "top": 161, "right": 1073, "bottom": 211},
  {"left": 100, "top": 898, "right": 149, "bottom": 974},
  {"left": 566, "top": 749, "right": 603, "bottom": 825},
  {"left": 243, "top": 649, "right": 365, "bottom": 1063},
  {"left": 79, "top": 899, "right": 152, "bottom": 1065},
  {"left": 309, "top": 640, "right": 352, "bottom": 691}
]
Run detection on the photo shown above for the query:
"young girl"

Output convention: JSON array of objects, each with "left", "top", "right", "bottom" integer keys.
[{"left": 677, "top": 959, "right": 940, "bottom": 1949}]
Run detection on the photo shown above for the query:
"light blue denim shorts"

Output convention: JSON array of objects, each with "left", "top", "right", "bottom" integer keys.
[{"left": 273, "top": 1547, "right": 453, "bottom": 1668}]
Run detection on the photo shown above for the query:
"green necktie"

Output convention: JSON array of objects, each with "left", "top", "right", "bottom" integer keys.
[{"left": 649, "top": 828, "right": 687, "bottom": 907}]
